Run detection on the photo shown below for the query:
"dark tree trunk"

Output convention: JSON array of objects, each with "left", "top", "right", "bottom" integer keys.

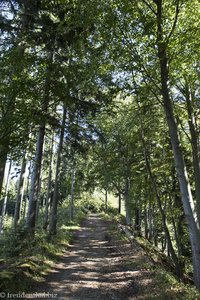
[
  {"left": 49, "top": 107, "right": 66, "bottom": 236},
  {"left": 0, "top": 152, "right": 7, "bottom": 198},
  {"left": 26, "top": 126, "right": 45, "bottom": 235},
  {"left": 14, "top": 154, "right": 26, "bottom": 229},
  {"left": 43, "top": 136, "right": 54, "bottom": 230},
  {"left": 118, "top": 192, "right": 121, "bottom": 214},
  {"left": 26, "top": 46, "right": 54, "bottom": 236}
]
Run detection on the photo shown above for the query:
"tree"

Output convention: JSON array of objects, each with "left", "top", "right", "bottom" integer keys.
[{"left": 49, "top": 107, "right": 67, "bottom": 237}]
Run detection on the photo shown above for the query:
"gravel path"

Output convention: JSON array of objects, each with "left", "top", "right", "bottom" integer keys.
[{"left": 30, "top": 214, "right": 152, "bottom": 300}]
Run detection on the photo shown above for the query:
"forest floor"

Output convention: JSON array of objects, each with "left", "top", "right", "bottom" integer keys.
[{"left": 25, "top": 214, "right": 200, "bottom": 300}]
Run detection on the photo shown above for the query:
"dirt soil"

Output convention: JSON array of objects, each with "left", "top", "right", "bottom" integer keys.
[{"left": 25, "top": 214, "right": 180, "bottom": 300}]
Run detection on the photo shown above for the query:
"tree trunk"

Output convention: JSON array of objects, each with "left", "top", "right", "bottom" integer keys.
[
  {"left": 36, "top": 177, "right": 42, "bottom": 218},
  {"left": 153, "top": 211, "right": 158, "bottom": 247},
  {"left": 124, "top": 175, "right": 131, "bottom": 225},
  {"left": 26, "top": 47, "right": 54, "bottom": 235},
  {"left": 0, "top": 2, "right": 32, "bottom": 198},
  {"left": 13, "top": 154, "right": 26, "bottom": 230},
  {"left": 23, "top": 161, "right": 31, "bottom": 219},
  {"left": 144, "top": 209, "right": 148, "bottom": 239},
  {"left": 49, "top": 107, "right": 67, "bottom": 236},
  {"left": 156, "top": 0, "right": 200, "bottom": 287},
  {"left": 70, "top": 165, "right": 76, "bottom": 221},
  {"left": 0, "top": 160, "right": 12, "bottom": 234},
  {"left": 105, "top": 188, "right": 108, "bottom": 211},
  {"left": 143, "top": 140, "right": 182, "bottom": 277},
  {"left": 184, "top": 84, "right": 200, "bottom": 224},
  {"left": 26, "top": 126, "right": 45, "bottom": 234},
  {"left": 118, "top": 192, "right": 121, "bottom": 214},
  {"left": 134, "top": 206, "right": 141, "bottom": 236},
  {"left": 0, "top": 152, "right": 7, "bottom": 198},
  {"left": 148, "top": 206, "right": 154, "bottom": 242},
  {"left": 137, "top": 95, "right": 182, "bottom": 277},
  {"left": 43, "top": 136, "right": 54, "bottom": 230}
]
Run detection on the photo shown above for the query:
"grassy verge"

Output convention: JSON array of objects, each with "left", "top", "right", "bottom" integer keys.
[
  {"left": 103, "top": 212, "right": 200, "bottom": 300},
  {"left": 0, "top": 204, "right": 85, "bottom": 293}
]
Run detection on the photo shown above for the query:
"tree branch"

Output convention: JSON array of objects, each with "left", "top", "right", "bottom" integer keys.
[
  {"left": 141, "top": 0, "right": 157, "bottom": 15},
  {"left": 167, "top": 0, "right": 180, "bottom": 43},
  {"left": 176, "top": 115, "right": 192, "bottom": 144}
]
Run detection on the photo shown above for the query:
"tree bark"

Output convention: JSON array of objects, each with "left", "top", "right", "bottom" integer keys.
[
  {"left": 156, "top": 0, "right": 200, "bottom": 287},
  {"left": 118, "top": 192, "right": 121, "bottom": 214},
  {"left": 43, "top": 136, "right": 54, "bottom": 230},
  {"left": 137, "top": 94, "right": 182, "bottom": 277},
  {"left": 105, "top": 188, "right": 108, "bottom": 211},
  {"left": 0, "top": 160, "right": 12, "bottom": 234},
  {"left": 13, "top": 154, "right": 26, "bottom": 230},
  {"left": 0, "top": 1, "right": 35, "bottom": 197},
  {"left": 26, "top": 126, "right": 45, "bottom": 234},
  {"left": 49, "top": 107, "right": 67, "bottom": 236},
  {"left": 70, "top": 165, "right": 76, "bottom": 221},
  {"left": 0, "top": 152, "right": 7, "bottom": 198},
  {"left": 23, "top": 161, "right": 31, "bottom": 219},
  {"left": 142, "top": 137, "right": 182, "bottom": 277},
  {"left": 26, "top": 46, "right": 54, "bottom": 235},
  {"left": 124, "top": 175, "right": 131, "bottom": 225},
  {"left": 184, "top": 84, "right": 200, "bottom": 225}
]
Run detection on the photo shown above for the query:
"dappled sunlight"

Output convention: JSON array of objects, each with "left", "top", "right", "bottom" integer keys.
[
  {"left": 33, "top": 215, "right": 145, "bottom": 299},
  {"left": 30, "top": 214, "right": 194, "bottom": 300}
]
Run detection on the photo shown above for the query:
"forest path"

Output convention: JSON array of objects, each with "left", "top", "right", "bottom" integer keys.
[{"left": 30, "top": 214, "right": 157, "bottom": 300}]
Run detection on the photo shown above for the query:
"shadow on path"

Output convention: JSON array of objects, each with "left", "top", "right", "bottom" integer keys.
[{"left": 28, "top": 214, "right": 152, "bottom": 300}]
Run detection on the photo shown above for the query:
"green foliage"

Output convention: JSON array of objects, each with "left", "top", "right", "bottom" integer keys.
[
  {"left": 0, "top": 202, "right": 84, "bottom": 293},
  {"left": 107, "top": 218, "right": 200, "bottom": 300},
  {"left": 77, "top": 192, "right": 104, "bottom": 213},
  {"left": 1, "top": 0, "right": 200, "bottom": 292}
]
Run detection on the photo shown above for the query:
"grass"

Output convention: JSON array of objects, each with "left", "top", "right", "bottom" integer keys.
[
  {"left": 103, "top": 212, "right": 200, "bottom": 300},
  {"left": 2, "top": 201, "right": 200, "bottom": 299},
  {"left": 0, "top": 203, "right": 85, "bottom": 293}
]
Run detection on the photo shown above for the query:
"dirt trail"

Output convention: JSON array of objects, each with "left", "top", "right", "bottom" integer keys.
[{"left": 29, "top": 214, "right": 155, "bottom": 300}]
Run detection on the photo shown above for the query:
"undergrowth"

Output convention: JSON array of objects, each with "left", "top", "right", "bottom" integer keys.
[
  {"left": 104, "top": 212, "right": 200, "bottom": 300},
  {"left": 0, "top": 201, "right": 85, "bottom": 294}
]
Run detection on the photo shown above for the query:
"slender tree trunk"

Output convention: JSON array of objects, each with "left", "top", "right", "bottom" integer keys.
[
  {"left": 43, "top": 136, "right": 54, "bottom": 230},
  {"left": 105, "top": 188, "right": 108, "bottom": 211},
  {"left": 124, "top": 175, "right": 131, "bottom": 225},
  {"left": 156, "top": 0, "right": 200, "bottom": 287},
  {"left": 0, "top": 2, "right": 34, "bottom": 198},
  {"left": 26, "top": 48, "right": 54, "bottom": 235},
  {"left": 49, "top": 108, "right": 67, "bottom": 236},
  {"left": 36, "top": 177, "right": 42, "bottom": 218},
  {"left": 144, "top": 209, "right": 148, "bottom": 239},
  {"left": 148, "top": 206, "right": 153, "bottom": 241},
  {"left": 13, "top": 154, "right": 26, "bottom": 230},
  {"left": 148, "top": 208, "right": 151, "bottom": 240},
  {"left": 134, "top": 206, "right": 141, "bottom": 236},
  {"left": 118, "top": 192, "right": 121, "bottom": 214},
  {"left": 19, "top": 172, "right": 26, "bottom": 217},
  {"left": 23, "top": 161, "right": 31, "bottom": 219},
  {"left": 152, "top": 210, "right": 158, "bottom": 247},
  {"left": 70, "top": 165, "right": 76, "bottom": 221},
  {"left": 143, "top": 142, "right": 182, "bottom": 277},
  {"left": 0, "top": 160, "right": 12, "bottom": 234},
  {"left": 169, "top": 170, "right": 184, "bottom": 259},
  {"left": 0, "top": 152, "right": 7, "bottom": 198},
  {"left": 26, "top": 126, "right": 45, "bottom": 234},
  {"left": 137, "top": 96, "right": 182, "bottom": 277},
  {"left": 184, "top": 85, "right": 200, "bottom": 224}
]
